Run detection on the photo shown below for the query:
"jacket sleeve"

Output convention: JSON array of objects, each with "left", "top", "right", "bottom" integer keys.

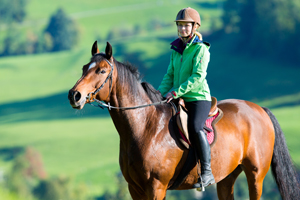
[
  {"left": 157, "top": 53, "right": 174, "bottom": 96},
  {"left": 172, "top": 45, "right": 210, "bottom": 98}
]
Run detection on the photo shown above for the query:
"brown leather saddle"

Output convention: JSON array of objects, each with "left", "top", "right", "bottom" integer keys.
[{"left": 175, "top": 97, "right": 223, "bottom": 148}]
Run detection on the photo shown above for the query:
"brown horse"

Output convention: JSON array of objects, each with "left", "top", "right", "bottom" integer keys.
[{"left": 68, "top": 41, "right": 299, "bottom": 200}]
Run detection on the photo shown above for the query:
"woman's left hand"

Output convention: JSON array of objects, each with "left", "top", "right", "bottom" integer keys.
[{"left": 166, "top": 92, "right": 174, "bottom": 103}]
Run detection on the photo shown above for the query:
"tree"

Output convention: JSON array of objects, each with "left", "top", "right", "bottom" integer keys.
[
  {"left": 44, "top": 8, "right": 79, "bottom": 51},
  {"left": 0, "top": 0, "right": 27, "bottom": 23},
  {"left": 221, "top": 0, "right": 242, "bottom": 34},
  {"left": 34, "top": 33, "right": 53, "bottom": 54},
  {"left": 6, "top": 147, "right": 47, "bottom": 199},
  {"left": 1, "top": 26, "right": 39, "bottom": 56},
  {"left": 33, "top": 177, "right": 74, "bottom": 200},
  {"left": 221, "top": 0, "right": 300, "bottom": 62}
]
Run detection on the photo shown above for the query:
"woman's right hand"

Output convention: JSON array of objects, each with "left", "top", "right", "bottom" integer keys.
[{"left": 166, "top": 92, "right": 174, "bottom": 103}]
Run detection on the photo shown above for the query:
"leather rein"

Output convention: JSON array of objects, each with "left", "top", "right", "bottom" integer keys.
[{"left": 86, "top": 56, "right": 168, "bottom": 110}]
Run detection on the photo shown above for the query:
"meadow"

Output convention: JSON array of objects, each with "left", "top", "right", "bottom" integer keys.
[{"left": 0, "top": 0, "right": 300, "bottom": 199}]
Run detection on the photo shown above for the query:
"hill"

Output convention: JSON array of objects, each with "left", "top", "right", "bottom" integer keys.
[{"left": 0, "top": 0, "right": 300, "bottom": 199}]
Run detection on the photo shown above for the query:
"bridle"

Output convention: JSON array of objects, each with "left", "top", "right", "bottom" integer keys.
[
  {"left": 86, "top": 55, "right": 114, "bottom": 104},
  {"left": 86, "top": 55, "right": 169, "bottom": 110}
]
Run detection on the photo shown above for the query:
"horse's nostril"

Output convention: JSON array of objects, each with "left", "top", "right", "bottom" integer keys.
[
  {"left": 68, "top": 90, "right": 74, "bottom": 101},
  {"left": 74, "top": 91, "right": 81, "bottom": 102}
]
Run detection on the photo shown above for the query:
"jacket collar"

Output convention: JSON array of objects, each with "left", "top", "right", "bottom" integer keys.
[{"left": 170, "top": 35, "right": 202, "bottom": 55}]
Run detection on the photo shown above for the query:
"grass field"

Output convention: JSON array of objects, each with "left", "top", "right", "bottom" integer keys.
[
  {"left": 272, "top": 106, "right": 300, "bottom": 164},
  {"left": 0, "top": 105, "right": 299, "bottom": 198},
  {"left": 0, "top": 118, "right": 120, "bottom": 196},
  {"left": 1, "top": 0, "right": 300, "bottom": 199}
]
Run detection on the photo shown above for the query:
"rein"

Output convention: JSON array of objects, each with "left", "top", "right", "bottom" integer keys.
[
  {"left": 89, "top": 98, "right": 168, "bottom": 110},
  {"left": 86, "top": 55, "right": 168, "bottom": 110}
]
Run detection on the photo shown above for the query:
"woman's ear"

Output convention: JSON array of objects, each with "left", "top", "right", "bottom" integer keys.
[{"left": 194, "top": 24, "right": 199, "bottom": 31}]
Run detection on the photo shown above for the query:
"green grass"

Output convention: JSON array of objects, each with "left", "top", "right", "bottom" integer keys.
[
  {"left": 0, "top": 187, "right": 20, "bottom": 200},
  {"left": 0, "top": 48, "right": 89, "bottom": 104},
  {"left": 0, "top": 118, "right": 120, "bottom": 196},
  {"left": 272, "top": 105, "right": 300, "bottom": 165},
  {"left": 259, "top": 92, "right": 300, "bottom": 108}
]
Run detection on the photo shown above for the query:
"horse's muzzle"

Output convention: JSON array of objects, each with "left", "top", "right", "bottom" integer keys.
[{"left": 68, "top": 90, "right": 85, "bottom": 109}]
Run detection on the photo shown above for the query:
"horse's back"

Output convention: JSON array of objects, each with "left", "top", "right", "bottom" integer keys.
[{"left": 217, "top": 99, "right": 274, "bottom": 135}]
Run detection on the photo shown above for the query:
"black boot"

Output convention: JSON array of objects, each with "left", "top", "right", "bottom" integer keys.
[{"left": 190, "top": 130, "right": 215, "bottom": 188}]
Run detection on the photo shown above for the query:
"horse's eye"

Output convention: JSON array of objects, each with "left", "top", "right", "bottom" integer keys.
[{"left": 96, "top": 68, "right": 106, "bottom": 74}]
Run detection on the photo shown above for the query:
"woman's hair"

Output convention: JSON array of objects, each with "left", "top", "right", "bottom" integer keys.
[
  {"left": 195, "top": 31, "right": 203, "bottom": 40},
  {"left": 194, "top": 24, "right": 202, "bottom": 40}
]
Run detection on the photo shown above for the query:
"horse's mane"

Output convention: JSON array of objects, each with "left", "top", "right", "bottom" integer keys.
[
  {"left": 116, "top": 60, "right": 164, "bottom": 103},
  {"left": 91, "top": 54, "right": 163, "bottom": 102}
]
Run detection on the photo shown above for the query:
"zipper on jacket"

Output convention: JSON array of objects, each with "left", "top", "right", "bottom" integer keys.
[{"left": 178, "top": 55, "right": 183, "bottom": 84}]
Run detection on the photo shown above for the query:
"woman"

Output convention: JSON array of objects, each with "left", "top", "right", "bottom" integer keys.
[{"left": 158, "top": 7, "right": 214, "bottom": 188}]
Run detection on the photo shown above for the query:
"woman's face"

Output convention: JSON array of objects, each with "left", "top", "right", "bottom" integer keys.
[{"left": 177, "top": 22, "right": 193, "bottom": 37}]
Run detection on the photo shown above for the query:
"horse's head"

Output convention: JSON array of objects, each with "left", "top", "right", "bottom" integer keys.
[{"left": 68, "top": 41, "right": 116, "bottom": 109}]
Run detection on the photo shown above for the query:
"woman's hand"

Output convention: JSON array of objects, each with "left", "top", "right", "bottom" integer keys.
[{"left": 166, "top": 92, "right": 174, "bottom": 103}]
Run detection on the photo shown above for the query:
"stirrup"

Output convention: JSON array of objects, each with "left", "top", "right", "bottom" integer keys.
[
  {"left": 196, "top": 179, "right": 206, "bottom": 192},
  {"left": 193, "top": 175, "right": 215, "bottom": 192},
  {"left": 193, "top": 177, "right": 205, "bottom": 192}
]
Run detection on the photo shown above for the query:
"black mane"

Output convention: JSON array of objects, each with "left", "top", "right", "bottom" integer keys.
[
  {"left": 91, "top": 53, "right": 163, "bottom": 103},
  {"left": 116, "top": 60, "right": 164, "bottom": 103}
]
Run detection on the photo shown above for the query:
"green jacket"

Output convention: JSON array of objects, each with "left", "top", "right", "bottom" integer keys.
[{"left": 158, "top": 35, "right": 211, "bottom": 102}]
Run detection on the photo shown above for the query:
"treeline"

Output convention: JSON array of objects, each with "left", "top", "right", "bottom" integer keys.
[
  {"left": 0, "top": 0, "right": 172, "bottom": 57},
  {"left": 0, "top": 0, "right": 78, "bottom": 56},
  {"left": 221, "top": 0, "right": 300, "bottom": 63}
]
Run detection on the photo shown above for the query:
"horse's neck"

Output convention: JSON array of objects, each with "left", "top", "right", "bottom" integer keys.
[{"left": 108, "top": 84, "right": 156, "bottom": 146}]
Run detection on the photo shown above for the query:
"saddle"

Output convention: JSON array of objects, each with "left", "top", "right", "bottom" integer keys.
[{"left": 175, "top": 97, "right": 223, "bottom": 149}]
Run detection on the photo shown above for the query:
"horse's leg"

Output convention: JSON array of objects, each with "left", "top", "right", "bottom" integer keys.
[
  {"left": 128, "top": 181, "right": 167, "bottom": 200},
  {"left": 146, "top": 180, "right": 168, "bottom": 200},
  {"left": 241, "top": 159, "right": 269, "bottom": 200},
  {"left": 217, "top": 165, "right": 243, "bottom": 200},
  {"left": 128, "top": 185, "right": 147, "bottom": 200}
]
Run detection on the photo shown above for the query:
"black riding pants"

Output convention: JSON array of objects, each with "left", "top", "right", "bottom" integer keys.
[{"left": 185, "top": 100, "right": 211, "bottom": 136}]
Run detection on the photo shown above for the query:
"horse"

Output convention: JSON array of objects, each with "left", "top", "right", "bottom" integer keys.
[{"left": 68, "top": 41, "right": 300, "bottom": 200}]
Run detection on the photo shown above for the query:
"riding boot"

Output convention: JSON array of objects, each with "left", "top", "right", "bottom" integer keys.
[{"left": 191, "top": 130, "right": 215, "bottom": 188}]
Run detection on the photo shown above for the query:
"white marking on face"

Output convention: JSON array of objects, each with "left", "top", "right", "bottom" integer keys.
[{"left": 88, "top": 62, "right": 97, "bottom": 71}]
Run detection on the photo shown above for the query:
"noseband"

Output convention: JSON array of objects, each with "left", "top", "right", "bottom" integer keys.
[{"left": 86, "top": 55, "right": 114, "bottom": 103}]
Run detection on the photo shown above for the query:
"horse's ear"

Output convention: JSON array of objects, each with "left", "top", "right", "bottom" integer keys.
[
  {"left": 105, "top": 42, "right": 113, "bottom": 60},
  {"left": 91, "top": 41, "right": 99, "bottom": 56}
]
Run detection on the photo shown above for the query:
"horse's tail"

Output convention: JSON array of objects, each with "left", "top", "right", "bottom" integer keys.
[{"left": 262, "top": 107, "right": 300, "bottom": 200}]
